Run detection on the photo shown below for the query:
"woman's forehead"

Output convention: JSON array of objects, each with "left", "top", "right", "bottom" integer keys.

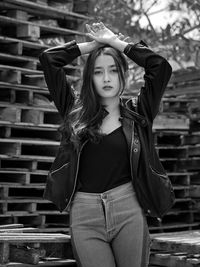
[{"left": 94, "top": 54, "right": 116, "bottom": 68}]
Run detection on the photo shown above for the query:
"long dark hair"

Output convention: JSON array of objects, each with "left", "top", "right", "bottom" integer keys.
[{"left": 60, "top": 45, "right": 128, "bottom": 149}]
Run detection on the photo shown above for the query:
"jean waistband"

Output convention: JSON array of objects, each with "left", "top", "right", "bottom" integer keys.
[{"left": 73, "top": 182, "right": 134, "bottom": 203}]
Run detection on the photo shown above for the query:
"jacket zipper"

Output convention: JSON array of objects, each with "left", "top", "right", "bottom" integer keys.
[
  {"left": 65, "top": 140, "right": 88, "bottom": 210},
  {"left": 130, "top": 121, "right": 134, "bottom": 180},
  {"left": 50, "top": 162, "right": 70, "bottom": 175}
]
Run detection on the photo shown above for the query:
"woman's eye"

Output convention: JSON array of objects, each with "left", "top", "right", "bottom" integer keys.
[
  {"left": 94, "top": 70, "right": 102, "bottom": 75},
  {"left": 111, "top": 69, "right": 118, "bottom": 73}
]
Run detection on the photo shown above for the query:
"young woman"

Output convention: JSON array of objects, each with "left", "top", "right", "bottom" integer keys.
[{"left": 39, "top": 22, "right": 172, "bottom": 267}]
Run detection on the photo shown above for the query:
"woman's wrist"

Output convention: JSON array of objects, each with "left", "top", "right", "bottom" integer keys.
[
  {"left": 109, "top": 38, "right": 128, "bottom": 53},
  {"left": 77, "top": 41, "right": 98, "bottom": 55}
]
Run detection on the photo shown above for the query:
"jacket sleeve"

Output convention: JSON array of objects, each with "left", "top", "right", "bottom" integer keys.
[
  {"left": 124, "top": 41, "right": 172, "bottom": 122},
  {"left": 39, "top": 40, "right": 81, "bottom": 118}
]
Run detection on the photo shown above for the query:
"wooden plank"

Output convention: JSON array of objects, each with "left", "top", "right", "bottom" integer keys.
[
  {"left": 0, "top": 64, "right": 42, "bottom": 74},
  {"left": 0, "top": 35, "right": 49, "bottom": 50},
  {"left": 1, "top": 0, "right": 90, "bottom": 20},
  {"left": 0, "top": 183, "right": 45, "bottom": 188},
  {"left": 151, "top": 230, "right": 200, "bottom": 254},
  {"left": 0, "top": 52, "right": 38, "bottom": 65},
  {"left": 0, "top": 233, "right": 69, "bottom": 237},
  {"left": 153, "top": 114, "right": 190, "bottom": 130},
  {"left": 0, "top": 199, "right": 49, "bottom": 204},
  {"left": 1, "top": 258, "right": 76, "bottom": 267},
  {"left": 0, "top": 81, "right": 48, "bottom": 92},
  {"left": 149, "top": 222, "right": 200, "bottom": 232},
  {"left": 0, "top": 102, "right": 57, "bottom": 114},
  {"left": 31, "top": 0, "right": 48, "bottom": 6},
  {"left": 166, "top": 84, "right": 200, "bottom": 97},
  {"left": 0, "top": 121, "right": 59, "bottom": 131},
  {"left": 0, "top": 169, "right": 48, "bottom": 175},
  {"left": 0, "top": 228, "right": 38, "bottom": 233},
  {"left": 149, "top": 252, "right": 200, "bottom": 267},
  {"left": 0, "top": 224, "right": 24, "bottom": 229},
  {"left": 0, "top": 154, "right": 55, "bottom": 162},
  {"left": 0, "top": 15, "right": 86, "bottom": 36},
  {"left": 0, "top": 233, "right": 70, "bottom": 244},
  {"left": 169, "top": 69, "right": 200, "bottom": 84},
  {"left": 0, "top": 138, "right": 59, "bottom": 146}
]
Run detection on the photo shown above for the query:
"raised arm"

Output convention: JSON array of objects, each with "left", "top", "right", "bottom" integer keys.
[
  {"left": 39, "top": 39, "right": 101, "bottom": 118},
  {"left": 124, "top": 41, "right": 172, "bottom": 122}
]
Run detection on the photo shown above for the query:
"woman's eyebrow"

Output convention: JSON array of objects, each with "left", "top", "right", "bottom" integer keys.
[{"left": 94, "top": 64, "right": 117, "bottom": 69}]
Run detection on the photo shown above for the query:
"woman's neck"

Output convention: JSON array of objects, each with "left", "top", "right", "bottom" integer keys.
[{"left": 102, "top": 97, "right": 120, "bottom": 116}]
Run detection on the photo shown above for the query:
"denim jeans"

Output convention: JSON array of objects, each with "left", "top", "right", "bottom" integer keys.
[{"left": 69, "top": 182, "right": 150, "bottom": 267}]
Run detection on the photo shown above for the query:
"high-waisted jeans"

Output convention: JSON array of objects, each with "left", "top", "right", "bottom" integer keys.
[{"left": 69, "top": 182, "right": 150, "bottom": 267}]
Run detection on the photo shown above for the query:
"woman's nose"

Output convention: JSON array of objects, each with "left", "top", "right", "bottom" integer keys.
[{"left": 104, "top": 71, "right": 110, "bottom": 82}]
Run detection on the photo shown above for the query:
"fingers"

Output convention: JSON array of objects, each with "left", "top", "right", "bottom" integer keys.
[
  {"left": 86, "top": 24, "right": 95, "bottom": 35},
  {"left": 99, "top": 22, "right": 105, "bottom": 29},
  {"left": 86, "top": 22, "right": 105, "bottom": 33}
]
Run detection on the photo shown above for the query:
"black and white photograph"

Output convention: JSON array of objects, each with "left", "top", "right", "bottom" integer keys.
[{"left": 0, "top": 0, "right": 200, "bottom": 266}]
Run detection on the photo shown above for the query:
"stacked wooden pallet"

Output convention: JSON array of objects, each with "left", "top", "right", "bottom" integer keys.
[
  {"left": 0, "top": 0, "right": 200, "bottom": 235},
  {"left": 0, "top": 224, "right": 76, "bottom": 266},
  {"left": 148, "top": 68, "right": 200, "bottom": 232},
  {"left": 149, "top": 230, "right": 200, "bottom": 267},
  {"left": 0, "top": 0, "right": 89, "bottom": 232}
]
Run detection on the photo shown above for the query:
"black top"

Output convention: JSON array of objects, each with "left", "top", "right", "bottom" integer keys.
[{"left": 77, "top": 126, "right": 132, "bottom": 193}]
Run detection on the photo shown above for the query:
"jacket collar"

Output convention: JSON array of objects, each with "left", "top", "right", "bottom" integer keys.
[
  {"left": 120, "top": 97, "right": 147, "bottom": 127},
  {"left": 101, "top": 97, "right": 148, "bottom": 127}
]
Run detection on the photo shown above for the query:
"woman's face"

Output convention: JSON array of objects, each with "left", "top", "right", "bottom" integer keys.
[{"left": 92, "top": 54, "right": 121, "bottom": 99}]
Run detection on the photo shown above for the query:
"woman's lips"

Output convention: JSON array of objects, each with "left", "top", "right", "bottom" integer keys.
[{"left": 103, "top": 86, "right": 113, "bottom": 90}]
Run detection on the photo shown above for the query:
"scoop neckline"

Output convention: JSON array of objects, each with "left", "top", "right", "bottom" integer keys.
[{"left": 101, "top": 125, "right": 122, "bottom": 136}]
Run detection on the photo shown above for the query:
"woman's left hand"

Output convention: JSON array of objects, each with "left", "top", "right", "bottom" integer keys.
[{"left": 86, "top": 22, "right": 118, "bottom": 45}]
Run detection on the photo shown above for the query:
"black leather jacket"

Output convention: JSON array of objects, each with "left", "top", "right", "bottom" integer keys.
[{"left": 39, "top": 40, "right": 173, "bottom": 217}]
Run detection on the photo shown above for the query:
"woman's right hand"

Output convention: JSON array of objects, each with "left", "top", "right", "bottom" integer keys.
[{"left": 86, "top": 22, "right": 118, "bottom": 45}]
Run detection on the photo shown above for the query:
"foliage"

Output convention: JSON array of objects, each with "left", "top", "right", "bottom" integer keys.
[{"left": 87, "top": 0, "right": 200, "bottom": 72}]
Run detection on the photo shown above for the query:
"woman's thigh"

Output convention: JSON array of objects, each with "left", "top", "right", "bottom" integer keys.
[
  {"left": 111, "top": 192, "right": 150, "bottom": 267},
  {"left": 69, "top": 200, "right": 116, "bottom": 267}
]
